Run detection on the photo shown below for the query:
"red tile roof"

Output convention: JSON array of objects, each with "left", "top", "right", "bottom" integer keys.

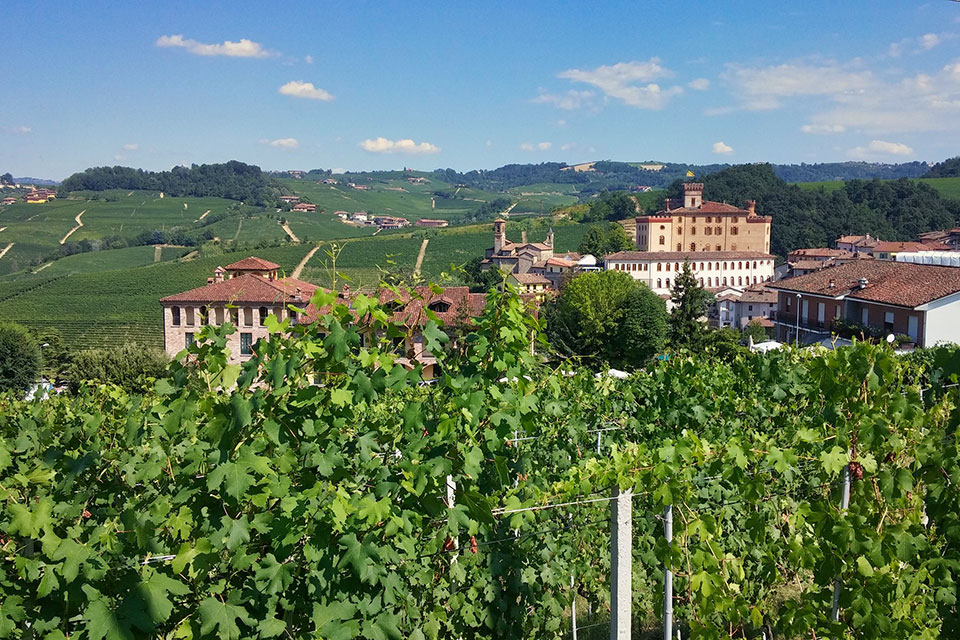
[
  {"left": 605, "top": 250, "right": 773, "bottom": 261},
  {"left": 160, "top": 274, "right": 316, "bottom": 304},
  {"left": 510, "top": 273, "right": 552, "bottom": 285},
  {"left": 376, "top": 286, "right": 488, "bottom": 328},
  {"left": 872, "top": 241, "right": 945, "bottom": 253},
  {"left": 789, "top": 248, "right": 854, "bottom": 259},
  {"left": 768, "top": 261, "right": 960, "bottom": 308},
  {"left": 225, "top": 257, "right": 281, "bottom": 271}
]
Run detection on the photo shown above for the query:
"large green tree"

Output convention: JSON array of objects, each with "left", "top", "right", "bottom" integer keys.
[
  {"left": 668, "top": 261, "right": 714, "bottom": 350},
  {"left": 0, "top": 322, "right": 41, "bottom": 395},
  {"left": 577, "top": 222, "right": 633, "bottom": 257},
  {"left": 543, "top": 270, "right": 667, "bottom": 368}
]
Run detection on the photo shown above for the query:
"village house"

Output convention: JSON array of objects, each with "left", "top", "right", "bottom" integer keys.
[
  {"left": 24, "top": 193, "right": 48, "bottom": 203},
  {"left": 603, "top": 251, "right": 775, "bottom": 296},
  {"left": 768, "top": 261, "right": 960, "bottom": 347},
  {"left": 322, "top": 178, "right": 338, "bottom": 185},
  {"left": 507, "top": 273, "right": 553, "bottom": 298},
  {"left": 292, "top": 202, "right": 317, "bottom": 212},
  {"left": 714, "top": 284, "right": 778, "bottom": 330},
  {"left": 374, "top": 216, "right": 410, "bottom": 230},
  {"left": 350, "top": 212, "right": 368, "bottom": 223},
  {"left": 159, "top": 257, "right": 318, "bottom": 365},
  {"left": 918, "top": 228, "right": 960, "bottom": 249},
  {"left": 776, "top": 247, "right": 873, "bottom": 279},
  {"left": 634, "top": 183, "right": 771, "bottom": 254},
  {"left": 416, "top": 219, "right": 449, "bottom": 228},
  {"left": 482, "top": 219, "right": 557, "bottom": 275},
  {"left": 1, "top": 197, "right": 16, "bottom": 206},
  {"left": 835, "top": 234, "right": 880, "bottom": 254},
  {"left": 871, "top": 241, "right": 949, "bottom": 261},
  {"left": 407, "top": 176, "right": 429, "bottom": 184}
]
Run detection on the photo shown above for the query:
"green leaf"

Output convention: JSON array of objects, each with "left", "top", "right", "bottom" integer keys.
[
  {"left": 330, "top": 387, "right": 352, "bottom": 407},
  {"left": 84, "top": 600, "right": 126, "bottom": 640},
  {"left": 138, "top": 570, "right": 190, "bottom": 624},
  {"left": 198, "top": 598, "right": 248, "bottom": 640},
  {"left": 820, "top": 446, "right": 848, "bottom": 476},
  {"left": 254, "top": 554, "right": 293, "bottom": 596},
  {"left": 856, "top": 555, "right": 874, "bottom": 577},
  {"left": 257, "top": 616, "right": 287, "bottom": 637}
]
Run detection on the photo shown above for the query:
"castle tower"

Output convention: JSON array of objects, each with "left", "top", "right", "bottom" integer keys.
[
  {"left": 682, "top": 182, "right": 704, "bottom": 208},
  {"left": 546, "top": 228, "right": 555, "bottom": 248},
  {"left": 493, "top": 218, "right": 507, "bottom": 254}
]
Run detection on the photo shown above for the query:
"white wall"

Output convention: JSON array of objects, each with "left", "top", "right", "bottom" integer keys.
[{"left": 921, "top": 292, "right": 960, "bottom": 346}]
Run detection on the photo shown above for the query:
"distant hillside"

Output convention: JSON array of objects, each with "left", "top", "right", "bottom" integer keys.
[
  {"left": 924, "top": 156, "right": 960, "bottom": 178},
  {"left": 60, "top": 161, "right": 278, "bottom": 205},
  {"left": 14, "top": 177, "right": 60, "bottom": 186},
  {"left": 286, "top": 160, "right": 933, "bottom": 197}
]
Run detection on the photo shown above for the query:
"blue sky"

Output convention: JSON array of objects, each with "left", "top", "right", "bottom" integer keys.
[{"left": 2, "top": 1, "right": 960, "bottom": 179}]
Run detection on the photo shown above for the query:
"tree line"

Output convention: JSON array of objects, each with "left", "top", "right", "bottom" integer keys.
[{"left": 58, "top": 161, "right": 279, "bottom": 205}]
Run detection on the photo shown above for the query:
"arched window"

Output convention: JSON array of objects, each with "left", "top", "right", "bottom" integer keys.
[
  {"left": 707, "top": 277, "right": 712, "bottom": 286},
  {"left": 666, "top": 278, "right": 671, "bottom": 288},
  {"left": 706, "top": 216, "right": 712, "bottom": 223},
  {"left": 675, "top": 263, "right": 680, "bottom": 272},
  {"left": 723, "top": 262, "right": 728, "bottom": 270},
  {"left": 199, "top": 306, "right": 208, "bottom": 326},
  {"left": 172, "top": 307, "right": 181, "bottom": 326},
  {"left": 732, "top": 217, "right": 739, "bottom": 224},
  {"left": 677, "top": 243, "right": 682, "bottom": 251},
  {"left": 716, "top": 245, "right": 721, "bottom": 251},
  {"left": 753, "top": 261, "right": 757, "bottom": 269},
  {"left": 738, "top": 261, "right": 743, "bottom": 269},
  {"left": 691, "top": 227, "right": 697, "bottom": 235},
  {"left": 699, "top": 278, "right": 704, "bottom": 286},
  {"left": 753, "top": 276, "right": 758, "bottom": 284},
  {"left": 723, "top": 277, "right": 728, "bottom": 286},
  {"left": 731, "top": 227, "right": 739, "bottom": 236},
  {"left": 657, "top": 263, "right": 662, "bottom": 271},
  {"left": 738, "top": 276, "right": 743, "bottom": 286},
  {"left": 659, "top": 235, "right": 665, "bottom": 245},
  {"left": 657, "top": 278, "right": 662, "bottom": 288},
  {"left": 666, "top": 263, "right": 671, "bottom": 272},
  {"left": 259, "top": 306, "right": 268, "bottom": 326},
  {"left": 699, "top": 262, "right": 704, "bottom": 270},
  {"left": 715, "top": 226, "right": 721, "bottom": 235},
  {"left": 715, "top": 262, "right": 720, "bottom": 270},
  {"left": 705, "top": 227, "right": 712, "bottom": 236}
]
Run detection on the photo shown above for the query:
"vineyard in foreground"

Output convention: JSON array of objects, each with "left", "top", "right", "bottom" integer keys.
[{"left": 1, "top": 286, "right": 959, "bottom": 639}]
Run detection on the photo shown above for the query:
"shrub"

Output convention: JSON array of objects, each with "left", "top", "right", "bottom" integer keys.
[
  {"left": 0, "top": 322, "right": 41, "bottom": 395},
  {"left": 67, "top": 343, "right": 169, "bottom": 393}
]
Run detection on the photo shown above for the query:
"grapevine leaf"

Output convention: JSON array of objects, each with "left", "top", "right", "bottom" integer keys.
[{"left": 198, "top": 598, "right": 249, "bottom": 640}]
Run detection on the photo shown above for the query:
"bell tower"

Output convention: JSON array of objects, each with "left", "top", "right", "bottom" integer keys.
[{"left": 493, "top": 218, "right": 507, "bottom": 254}]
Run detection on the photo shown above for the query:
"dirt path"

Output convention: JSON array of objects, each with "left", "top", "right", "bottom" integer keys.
[
  {"left": 501, "top": 201, "right": 518, "bottom": 217},
  {"left": 0, "top": 227, "right": 6, "bottom": 233},
  {"left": 154, "top": 246, "right": 163, "bottom": 262},
  {"left": 182, "top": 250, "right": 199, "bottom": 261},
  {"left": 35, "top": 262, "right": 52, "bottom": 273},
  {"left": 413, "top": 238, "right": 429, "bottom": 276},
  {"left": 195, "top": 209, "right": 211, "bottom": 222},
  {"left": 59, "top": 210, "right": 85, "bottom": 244},
  {"left": 232, "top": 219, "right": 243, "bottom": 241},
  {"left": 0, "top": 243, "right": 13, "bottom": 261},
  {"left": 291, "top": 242, "right": 323, "bottom": 279},
  {"left": 279, "top": 220, "right": 300, "bottom": 243}
]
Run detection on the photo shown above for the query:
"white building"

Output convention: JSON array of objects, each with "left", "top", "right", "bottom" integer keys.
[{"left": 603, "top": 251, "right": 776, "bottom": 296}]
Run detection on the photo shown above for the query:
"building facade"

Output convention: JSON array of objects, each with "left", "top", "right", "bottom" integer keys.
[
  {"left": 604, "top": 251, "right": 775, "bottom": 296},
  {"left": 635, "top": 183, "right": 771, "bottom": 254},
  {"left": 768, "top": 261, "right": 960, "bottom": 347}
]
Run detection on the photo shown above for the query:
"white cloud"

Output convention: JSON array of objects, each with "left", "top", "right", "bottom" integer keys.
[
  {"left": 801, "top": 124, "right": 846, "bottom": 134},
  {"left": 888, "top": 41, "right": 904, "bottom": 58},
  {"left": 561, "top": 142, "right": 576, "bottom": 151},
  {"left": 520, "top": 142, "right": 553, "bottom": 152},
  {"left": 260, "top": 137, "right": 300, "bottom": 149},
  {"left": 531, "top": 89, "right": 596, "bottom": 110},
  {"left": 712, "top": 141, "right": 733, "bottom": 155},
  {"left": 921, "top": 33, "right": 940, "bottom": 50},
  {"left": 113, "top": 154, "right": 126, "bottom": 162},
  {"left": 122, "top": 143, "right": 139, "bottom": 151},
  {"left": 305, "top": 55, "right": 314, "bottom": 64},
  {"left": 485, "top": 139, "right": 494, "bottom": 148},
  {"left": 556, "top": 59, "right": 683, "bottom": 109},
  {"left": 848, "top": 140, "right": 914, "bottom": 158},
  {"left": 722, "top": 62, "right": 874, "bottom": 110},
  {"left": 278, "top": 81, "right": 334, "bottom": 101},
  {"left": 360, "top": 137, "right": 440, "bottom": 154},
  {"left": 688, "top": 78, "right": 710, "bottom": 91},
  {"left": 8, "top": 125, "right": 32, "bottom": 134},
  {"left": 156, "top": 34, "right": 273, "bottom": 58}
]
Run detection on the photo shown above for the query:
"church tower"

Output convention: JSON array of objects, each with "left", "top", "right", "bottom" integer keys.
[{"left": 493, "top": 218, "right": 507, "bottom": 254}]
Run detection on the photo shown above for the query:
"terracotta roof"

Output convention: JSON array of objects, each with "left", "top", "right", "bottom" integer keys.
[
  {"left": 376, "top": 286, "right": 487, "bottom": 328},
  {"left": 225, "top": 257, "right": 281, "bottom": 271},
  {"left": 605, "top": 250, "right": 774, "bottom": 261},
  {"left": 510, "top": 273, "right": 552, "bottom": 285},
  {"left": 160, "top": 274, "right": 316, "bottom": 304},
  {"left": 789, "top": 260, "right": 831, "bottom": 271},
  {"left": 544, "top": 257, "right": 577, "bottom": 268},
  {"left": 738, "top": 286, "right": 778, "bottom": 304},
  {"left": 789, "top": 248, "right": 854, "bottom": 259},
  {"left": 872, "top": 241, "right": 944, "bottom": 253},
  {"left": 661, "top": 200, "right": 752, "bottom": 215},
  {"left": 768, "top": 261, "right": 960, "bottom": 308},
  {"left": 836, "top": 234, "right": 872, "bottom": 244}
]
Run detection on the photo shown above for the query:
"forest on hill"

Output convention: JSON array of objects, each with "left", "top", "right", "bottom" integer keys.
[
  {"left": 925, "top": 156, "right": 960, "bottom": 178},
  {"left": 58, "top": 161, "right": 279, "bottom": 205},
  {"left": 659, "top": 164, "right": 960, "bottom": 256}
]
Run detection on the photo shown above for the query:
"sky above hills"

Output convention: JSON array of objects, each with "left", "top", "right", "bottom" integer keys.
[{"left": 3, "top": 1, "right": 960, "bottom": 179}]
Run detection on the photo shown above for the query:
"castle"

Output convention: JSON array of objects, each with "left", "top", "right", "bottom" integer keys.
[{"left": 635, "top": 183, "right": 771, "bottom": 254}]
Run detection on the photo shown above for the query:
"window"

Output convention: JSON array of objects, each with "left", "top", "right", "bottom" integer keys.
[
  {"left": 699, "top": 278, "right": 704, "bottom": 286},
  {"left": 678, "top": 227, "right": 683, "bottom": 235},
  {"left": 715, "top": 262, "right": 720, "bottom": 270},
  {"left": 290, "top": 309, "right": 298, "bottom": 324},
  {"left": 707, "top": 277, "right": 712, "bottom": 286},
  {"left": 752, "top": 261, "right": 757, "bottom": 269},
  {"left": 666, "top": 278, "right": 671, "bottom": 288},
  {"left": 691, "top": 227, "right": 696, "bottom": 235},
  {"left": 657, "top": 278, "right": 662, "bottom": 288},
  {"left": 723, "top": 277, "right": 727, "bottom": 285},
  {"left": 692, "top": 217, "right": 697, "bottom": 223},
  {"left": 172, "top": 307, "right": 181, "bottom": 326},
  {"left": 732, "top": 217, "right": 738, "bottom": 224},
  {"left": 666, "top": 263, "right": 671, "bottom": 272},
  {"left": 659, "top": 235, "right": 665, "bottom": 245},
  {"left": 675, "top": 263, "right": 680, "bottom": 271},
  {"left": 748, "top": 305, "right": 754, "bottom": 311},
  {"left": 716, "top": 245, "right": 721, "bottom": 251},
  {"left": 186, "top": 307, "right": 195, "bottom": 327},
  {"left": 738, "top": 277, "right": 743, "bottom": 286},
  {"left": 706, "top": 216, "right": 712, "bottom": 223},
  {"left": 185, "top": 332, "right": 194, "bottom": 347},
  {"left": 230, "top": 308, "right": 239, "bottom": 325},
  {"left": 705, "top": 227, "right": 712, "bottom": 236},
  {"left": 657, "top": 263, "right": 662, "bottom": 271},
  {"left": 243, "top": 307, "right": 253, "bottom": 327},
  {"left": 660, "top": 225, "right": 665, "bottom": 230},
  {"left": 240, "top": 332, "right": 253, "bottom": 356},
  {"left": 707, "top": 262, "right": 711, "bottom": 270},
  {"left": 677, "top": 243, "right": 682, "bottom": 251},
  {"left": 428, "top": 300, "right": 451, "bottom": 313},
  {"left": 731, "top": 227, "right": 738, "bottom": 236},
  {"left": 723, "top": 262, "right": 728, "bottom": 270},
  {"left": 861, "top": 307, "right": 868, "bottom": 325},
  {"left": 786, "top": 297, "right": 792, "bottom": 309},
  {"left": 199, "top": 306, "right": 208, "bottom": 326},
  {"left": 818, "top": 303, "right": 826, "bottom": 325},
  {"left": 738, "top": 262, "right": 742, "bottom": 269},
  {"left": 884, "top": 311, "right": 894, "bottom": 332},
  {"left": 715, "top": 226, "right": 721, "bottom": 235},
  {"left": 699, "top": 262, "right": 704, "bottom": 270},
  {"left": 259, "top": 306, "right": 268, "bottom": 326}
]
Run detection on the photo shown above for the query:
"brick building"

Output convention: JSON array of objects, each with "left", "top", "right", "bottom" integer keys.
[
  {"left": 768, "top": 261, "right": 960, "bottom": 347},
  {"left": 634, "top": 183, "right": 771, "bottom": 254}
]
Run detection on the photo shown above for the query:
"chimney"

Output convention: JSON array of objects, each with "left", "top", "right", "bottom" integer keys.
[
  {"left": 827, "top": 278, "right": 835, "bottom": 289},
  {"left": 745, "top": 199, "right": 757, "bottom": 215},
  {"left": 213, "top": 266, "right": 225, "bottom": 283},
  {"left": 207, "top": 277, "right": 214, "bottom": 284},
  {"left": 858, "top": 277, "right": 869, "bottom": 289},
  {"left": 521, "top": 230, "right": 528, "bottom": 244}
]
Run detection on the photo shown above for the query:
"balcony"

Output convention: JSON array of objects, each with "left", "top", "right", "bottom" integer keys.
[{"left": 773, "top": 311, "right": 832, "bottom": 334}]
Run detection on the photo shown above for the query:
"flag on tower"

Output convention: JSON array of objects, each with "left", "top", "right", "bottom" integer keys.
[{"left": 686, "top": 170, "right": 695, "bottom": 177}]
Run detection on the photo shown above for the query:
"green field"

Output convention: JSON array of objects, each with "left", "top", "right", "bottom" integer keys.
[
  {"left": 506, "top": 183, "right": 581, "bottom": 214},
  {"left": 794, "top": 176, "right": 960, "bottom": 199},
  {"left": 0, "top": 245, "right": 191, "bottom": 281},
  {"left": 279, "top": 175, "right": 505, "bottom": 223},
  {"left": 0, "top": 244, "right": 314, "bottom": 350}
]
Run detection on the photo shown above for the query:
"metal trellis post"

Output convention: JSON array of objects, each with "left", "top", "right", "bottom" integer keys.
[
  {"left": 831, "top": 462, "right": 851, "bottom": 622},
  {"left": 610, "top": 486, "right": 632, "bottom": 640},
  {"left": 664, "top": 504, "right": 674, "bottom": 640}
]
